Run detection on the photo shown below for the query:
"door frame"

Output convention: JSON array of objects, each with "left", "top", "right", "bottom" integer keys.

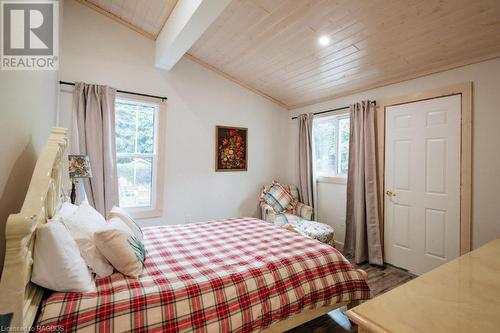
[{"left": 376, "top": 82, "right": 473, "bottom": 256}]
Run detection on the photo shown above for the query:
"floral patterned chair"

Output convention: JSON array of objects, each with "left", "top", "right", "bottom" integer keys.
[{"left": 260, "top": 182, "right": 335, "bottom": 246}]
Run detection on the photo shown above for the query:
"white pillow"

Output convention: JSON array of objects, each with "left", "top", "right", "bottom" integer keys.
[
  {"left": 32, "top": 221, "right": 96, "bottom": 292},
  {"left": 62, "top": 203, "right": 114, "bottom": 278},
  {"left": 108, "top": 206, "right": 143, "bottom": 242},
  {"left": 53, "top": 202, "right": 78, "bottom": 220}
]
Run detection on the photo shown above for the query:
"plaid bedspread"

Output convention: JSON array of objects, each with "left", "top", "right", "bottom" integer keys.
[{"left": 36, "top": 218, "right": 369, "bottom": 332}]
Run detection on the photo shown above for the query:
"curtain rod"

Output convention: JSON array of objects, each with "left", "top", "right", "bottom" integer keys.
[
  {"left": 59, "top": 81, "right": 168, "bottom": 102},
  {"left": 291, "top": 100, "right": 376, "bottom": 120}
]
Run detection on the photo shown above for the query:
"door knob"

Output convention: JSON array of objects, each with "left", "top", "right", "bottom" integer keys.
[{"left": 386, "top": 190, "right": 396, "bottom": 197}]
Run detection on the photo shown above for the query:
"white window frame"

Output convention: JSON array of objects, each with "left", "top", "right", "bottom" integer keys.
[
  {"left": 115, "top": 94, "right": 165, "bottom": 219},
  {"left": 313, "top": 111, "right": 350, "bottom": 185}
]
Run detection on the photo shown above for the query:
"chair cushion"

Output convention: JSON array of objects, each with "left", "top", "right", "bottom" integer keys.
[
  {"left": 289, "top": 220, "right": 335, "bottom": 246},
  {"left": 269, "top": 214, "right": 334, "bottom": 246},
  {"left": 273, "top": 213, "right": 302, "bottom": 227},
  {"left": 260, "top": 181, "right": 296, "bottom": 213}
]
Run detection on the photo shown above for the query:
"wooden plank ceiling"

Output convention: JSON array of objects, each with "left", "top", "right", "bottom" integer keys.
[
  {"left": 78, "top": 0, "right": 500, "bottom": 109},
  {"left": 77, "top": 0, "right": 178, "bottom": 39},
  {"left": 188, "top": 0, "right": 500, "bottom": 108}
]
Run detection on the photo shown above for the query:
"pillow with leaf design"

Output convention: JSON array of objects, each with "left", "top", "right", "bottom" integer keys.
[
  {"left": 94, "top": 217, "right": 145, "bottom": 278},
  {"left": 107, "top": 206, "right": 143, "bottom": 242}
]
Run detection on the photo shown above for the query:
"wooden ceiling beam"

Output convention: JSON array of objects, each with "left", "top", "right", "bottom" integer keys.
[{"left": 155, "top": 0, "right": 232, "bottom": 70}]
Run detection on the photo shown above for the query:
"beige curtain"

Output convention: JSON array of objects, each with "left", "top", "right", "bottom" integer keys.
[
  {"left": 298, "top": 113, "right": 315, "bottom": 208},
  {"left": 344, "top": 101, "right": 383, "bottom": 265},
  {"left": 73, "top": 82, "right": 118, "bottom": 216}
]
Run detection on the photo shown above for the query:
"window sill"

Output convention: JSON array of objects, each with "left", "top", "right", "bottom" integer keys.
[
  {"left": 123, "top": 207, "right": 162, "bottom": 220},
  {"left": 316, "top": 175, "right": 347, "bottom": 185}
]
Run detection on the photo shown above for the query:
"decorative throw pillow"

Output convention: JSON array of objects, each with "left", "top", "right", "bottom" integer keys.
[
  {"left": 61, "top": 203, "right": 114, "bottom": 278},
  {"left": 32, "top": 220, "right": 96, "bottom": 292},
  {"left": 261, "top": 181, "right": 296, "bottom": 213},
  {"left": 107, "top": 206, "right": 143, "bottom": 241},
  {"left": 94, "top": 217, "right": 145, "bottom": 278}
]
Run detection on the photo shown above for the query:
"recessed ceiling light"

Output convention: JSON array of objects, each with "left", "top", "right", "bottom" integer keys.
[{"left": 318, "top": 35, "right": 330, "bottom": 46}]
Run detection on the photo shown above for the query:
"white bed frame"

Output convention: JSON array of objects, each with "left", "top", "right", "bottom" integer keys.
[
  {"left": 0, "top": 127, "right": 366, "bottom": 331},
  {"left": 0, "top": 128, "right": 68, "bottom": 330}
]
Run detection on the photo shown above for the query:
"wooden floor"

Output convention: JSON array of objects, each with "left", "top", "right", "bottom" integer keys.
[{"left": 287, "top": 263, "right": 415, "bottom": 333}]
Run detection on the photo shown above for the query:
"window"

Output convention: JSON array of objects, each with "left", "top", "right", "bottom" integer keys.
[
  {"left": 313, "top": 113, "right": 350, "bottom": 178},
  {"left": 115, "top": 97, "right": 163, "bottom": 218}
]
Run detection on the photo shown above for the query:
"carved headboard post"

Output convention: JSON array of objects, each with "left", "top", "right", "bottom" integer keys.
[{"left": 0, "top": 128, "right": 68, "bottom": 330}]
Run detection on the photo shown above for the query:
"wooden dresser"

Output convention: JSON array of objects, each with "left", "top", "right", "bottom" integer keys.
[{"left": 347, "top": 239, "right": 500, "bottom": 333}]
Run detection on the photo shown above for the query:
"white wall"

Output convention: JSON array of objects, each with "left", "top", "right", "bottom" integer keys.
[
  {"left": 316, "top": 180, "right": 347, "bottom": 245},
  {"left": 60, "top": 0, "right": 290, "bottom": 226},
  {"left": 0, "top": 70, "right": 59, "bottom": 276},
  {"left": 288, "top": 57, "right": 500, "bottom": 250},
  {"left": 0, "top": 0, "right": 63, "bottom": 275}
]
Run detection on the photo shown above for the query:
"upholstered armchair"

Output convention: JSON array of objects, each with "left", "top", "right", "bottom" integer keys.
[
  {"left": 259, "top": 182, "right": 335, "bottom": 246},
  {"left": 260, "top": 184, "right": 313, "bottom": 224}
]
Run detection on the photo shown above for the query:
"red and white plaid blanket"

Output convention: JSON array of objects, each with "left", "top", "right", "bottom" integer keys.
[{"left": 36, "top": 218, "right": 369, "bottom": 332}]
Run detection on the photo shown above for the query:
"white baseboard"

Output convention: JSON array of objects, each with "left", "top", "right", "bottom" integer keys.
[{"left": 334, "top": 241, "right": 344, "bottom": 251}]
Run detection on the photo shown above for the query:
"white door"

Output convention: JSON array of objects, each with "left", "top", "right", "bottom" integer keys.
[{"left": 384, "top": 95, "right": 461, "bottom": 275}]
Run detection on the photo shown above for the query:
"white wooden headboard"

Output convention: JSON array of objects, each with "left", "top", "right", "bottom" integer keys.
[{"left": 0, "top": 128, "right": 68, "bottom": 330}]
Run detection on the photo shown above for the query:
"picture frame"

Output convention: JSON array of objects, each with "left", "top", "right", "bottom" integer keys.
[{"left": 215, "top": 126, "right": 248, "bottom": 172}]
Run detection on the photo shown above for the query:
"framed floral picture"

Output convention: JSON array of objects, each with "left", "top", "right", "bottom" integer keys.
[{"left": 215, "top": 126, "right": 248, "bottom": 171}]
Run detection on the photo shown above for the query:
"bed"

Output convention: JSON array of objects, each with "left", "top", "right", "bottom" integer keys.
[{"left": 0, "top": 128, "right": 369, "bottom": 332}]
